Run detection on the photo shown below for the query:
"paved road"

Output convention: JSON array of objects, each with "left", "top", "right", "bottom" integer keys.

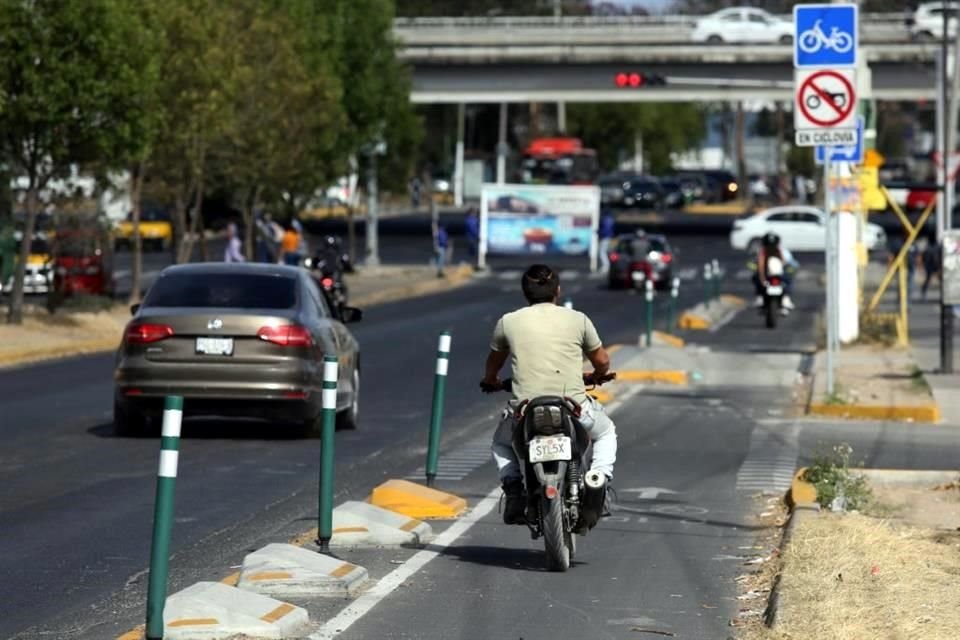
[{"left": 6, "top": 235, "right": 955, "bottom": 639}]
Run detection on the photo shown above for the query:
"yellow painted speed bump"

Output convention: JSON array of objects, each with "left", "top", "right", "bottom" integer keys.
[
  {"left": 368, "top": 479, "right": 467, "bottom": 519},
  {"left": 617, "top": 369, "right": 688, "bottom": 385},
  {"left": 678, "top": 312, "right": 710, "bottom": 330}
]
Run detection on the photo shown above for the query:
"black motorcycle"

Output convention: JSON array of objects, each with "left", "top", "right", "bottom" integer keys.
[
  {"left": 305, "top": 252, "right": 349, "bottom": 317},
  {"left": 482, "top": 372, "right": 616, "bottom": 571}
]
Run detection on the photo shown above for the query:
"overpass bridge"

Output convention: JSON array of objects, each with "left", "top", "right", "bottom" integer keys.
[{"left": 395, "top": 15, "right": 937, "bottom": 102}]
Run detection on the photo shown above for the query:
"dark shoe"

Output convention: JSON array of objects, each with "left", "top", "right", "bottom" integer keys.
[{"left": 502, "top": 480, "right": 527, "bottom": 525}]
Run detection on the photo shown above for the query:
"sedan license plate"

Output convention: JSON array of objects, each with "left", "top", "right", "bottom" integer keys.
[
  {"left": 766, "top": 285, "right": 783, "bottom": 296},
  {"left": 196, "top": 337, "right": 234, "bottom": 356},
  {"left": 528, "top": 436, "right": 572, "bottom": 464}
]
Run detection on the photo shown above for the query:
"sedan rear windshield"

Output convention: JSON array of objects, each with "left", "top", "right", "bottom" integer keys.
[{"left": 143, "top": 272, "right": 297, "bottom": 309}]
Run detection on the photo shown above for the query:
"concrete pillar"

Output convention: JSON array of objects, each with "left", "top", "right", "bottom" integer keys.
[
  {"left": 838, "top": 210, "right": 860, "bottom": 343},
  {"left": 496, "top": 102, "right": 508, "bottom": 185},
  {"left": 454, "top": 103, "right": 465, "bottom": 207}
]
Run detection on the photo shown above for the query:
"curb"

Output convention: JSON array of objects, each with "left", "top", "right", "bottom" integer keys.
[
  {"left": 763, "top": 501, "right": 821, "bottom": 628},
  {"left": 617, "top": 369, "right": 688, "bottom": 385},
  {"left": 368, "top": 479, "right": 467, "bottom": 520},
  {"left": 682, "top": 201, "right": 751, "bottom": 216},
  {"left": 350, "top": 264, "right": 474, "bottom": 308},
  {"left": 849, "top": 468, "right": 960, "bottom": 487},
  {"left": 650, "top": 330, "right": 685, "bottom": 348},
  {"left": 237, "top": 543, "right": 369, "bottom": 597},
  {"left": 808, "top": 402, "right": 940, "bottom": 423},
  {"left": 678, "top": 311, "right": 710, "bottom": 330}
]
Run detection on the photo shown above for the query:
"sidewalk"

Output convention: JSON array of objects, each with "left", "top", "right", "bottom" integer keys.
[{"left": 0, "top": 264, "right": 474, "bottom": 369}]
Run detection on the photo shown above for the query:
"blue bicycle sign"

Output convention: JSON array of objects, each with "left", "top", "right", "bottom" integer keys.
[{"left": 794, "top": 4, "right": 858, "bottom": 68}]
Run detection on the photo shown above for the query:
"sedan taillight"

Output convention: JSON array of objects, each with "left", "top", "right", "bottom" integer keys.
[
  {"left": 126, "top": 323, "right": 174, "bottom": 344},
  {"left": 257, "top": 324, "right": 313, "bottom": 347}
]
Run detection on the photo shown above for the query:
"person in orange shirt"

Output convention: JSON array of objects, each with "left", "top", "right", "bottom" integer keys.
[{"left": 280, "top": 222, "right": 303, "bottom": 266}]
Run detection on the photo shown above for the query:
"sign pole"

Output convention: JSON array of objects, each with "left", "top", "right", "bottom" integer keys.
[{"left": 824, "top": 152, "right": 835, "bottom": 396}]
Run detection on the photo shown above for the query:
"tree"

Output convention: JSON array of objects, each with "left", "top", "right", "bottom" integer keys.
[
  {"left": 0, "top": 0, "right": 156, "bottom": 323},
  {"left": 567, "top": 103, "right": 704, "bottom": 174}
]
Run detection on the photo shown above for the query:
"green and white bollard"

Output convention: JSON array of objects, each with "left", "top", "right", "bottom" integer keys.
[
  {"left": 426, "top": 332, "right": 451, "bottom": 487},
  {"left": 317, "top": 355, "right": 339, "bottom": 553},
  {"left": 668, "top": 276, "right": 680, "bottom": 330},
  {"left": 703, "top": 263, "right": 713, "bottom": 309},
  {"left": 563, "top": 298, "right": 573, "bottom": 309},
  {"left": 145, "top": 396, "right": 183, "bottom": 640},
  {"left": 645, "top": 279, "right": 654, "bottom": 347},
  {"left": 712, "top": 259, "right": 722, "bottom": 298}
]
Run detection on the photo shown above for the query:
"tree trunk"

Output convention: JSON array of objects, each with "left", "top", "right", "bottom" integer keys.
[
  {"left": 173, "top": 191, "right": 189, "bottom": 264},
  {"left": 242, "top": 185, "right": 262, "bottom": 261},
  {"left": 194, "top": 168, "right": 208, "bottom": 262},
  {"left": 128, "top": 162, "right": 145, "bottom": 306},
  {"left": 6, "top": 184, "right": 38, "bottom": 324}
]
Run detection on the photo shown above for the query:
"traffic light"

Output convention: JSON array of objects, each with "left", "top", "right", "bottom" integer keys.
[{"left": 613, "top": 72, "right": 666, "bottom": 88}]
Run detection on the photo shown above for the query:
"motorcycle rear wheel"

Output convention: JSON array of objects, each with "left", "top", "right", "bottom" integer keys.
[
  {"left": 765, "top": 297, "right": 779, "bottom": 329},
  {"left": 541, "top": 496, "right": 571, "bottom": 571}
]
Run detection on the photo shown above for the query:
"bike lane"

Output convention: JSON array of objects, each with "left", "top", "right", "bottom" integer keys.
[{"left": 304, "top": 375, "right": 797, "bottom": 640}]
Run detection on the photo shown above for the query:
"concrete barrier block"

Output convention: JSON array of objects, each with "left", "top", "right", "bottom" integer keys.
[
  {"left": 331, "top": 500, "right": 434, "bottom": 548},
  {"left": 163, "top": 581, "right": 309, "bottom": 639},
  {"left": 368, "top": 479, "right": 467, "bottom": 519},
  {"left": 237, "top": 543, "right": 369, "bottom": 597}
]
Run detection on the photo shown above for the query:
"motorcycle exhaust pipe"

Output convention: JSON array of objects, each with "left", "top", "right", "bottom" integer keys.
[{"left": 579, "top": 469, "right": 607, "bottom": 532}]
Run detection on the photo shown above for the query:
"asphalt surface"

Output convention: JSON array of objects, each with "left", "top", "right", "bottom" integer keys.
[{"left": 4, "top": 233, "right": 959, "bottom": 639}]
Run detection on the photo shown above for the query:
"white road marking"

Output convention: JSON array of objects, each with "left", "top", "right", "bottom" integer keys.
[{"left": 736, "top": 420, "right": 800, "bottom": 493}]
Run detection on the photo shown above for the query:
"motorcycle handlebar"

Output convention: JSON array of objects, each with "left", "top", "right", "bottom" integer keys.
[{"left": 480, "top": 372, "right": 616, "bottom": 394}]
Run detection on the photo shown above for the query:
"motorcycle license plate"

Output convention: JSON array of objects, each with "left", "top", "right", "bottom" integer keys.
[
  {"left": 766, "top": 286, "right": 783, "bottom": 295},
  {"left": 528, "top": 436, "right": 572, "bottom": 463}
]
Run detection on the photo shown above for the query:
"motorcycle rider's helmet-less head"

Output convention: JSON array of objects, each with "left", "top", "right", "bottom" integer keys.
[
  {"left": 522, "top": 264, "right": 560, "bottom": 304},
  {"left": 762, "top": 232, "right": 780, "bottom": 248}
]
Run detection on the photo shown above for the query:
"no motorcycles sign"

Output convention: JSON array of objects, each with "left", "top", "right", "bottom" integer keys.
[{"left": 794, "top": 68, "right": 858, "bottom": 147}]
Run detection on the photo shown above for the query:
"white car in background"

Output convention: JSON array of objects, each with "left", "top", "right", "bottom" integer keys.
[
  {"left": 909, "top": 2, "right": 959, "bottom": 40},
  {"left": 730, "top": 206, "right": 887, "bottom": 252},
  {"left": 691, "top": 7, "right": 794, "bottom": 44}
]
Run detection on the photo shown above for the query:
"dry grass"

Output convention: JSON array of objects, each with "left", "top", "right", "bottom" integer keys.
[{"left": 742, "top": 512, "right": 960, "bottom": 640}]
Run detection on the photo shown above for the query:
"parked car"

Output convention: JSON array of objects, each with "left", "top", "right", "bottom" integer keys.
[
  {"left": 691, "top": 7, "right": 794, "bottom": 44},
  {"left": 673, "top": 169, "right": 740, "bottom": 202},
  {"left": 909, "top": 2, "right": 958, "bottom": 40},
  {"left": 607, "top": 232, "right": 675, "bottom": 290},
  {"left": 730, "top": 206, "right": 887, "bottom": 252},
  {"left": 113, "top": 263, "right": 362, "bottom": 436},
  {"left": 658, "top": 178, "right": 687, "bottom": 209},
  {"left": 598, "top": 173, "right": 664, "bottom": 209},
  {"left": 666, "top": 173, "right": 709, "bottom": 203}
]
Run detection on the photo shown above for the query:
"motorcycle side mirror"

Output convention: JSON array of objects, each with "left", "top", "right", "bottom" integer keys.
[{"left": 339, "top": 306, "right": 363, "bottom": 324}]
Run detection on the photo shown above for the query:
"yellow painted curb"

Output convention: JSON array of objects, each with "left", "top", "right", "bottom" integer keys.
[
  {"left": 651, "top": 331, "right": 685, "bottom": 348},
  {"left": 678, "top": 312, "right": 710, "bottom": 330},
  {"left": 368, "top": 479, "right": 467, "bottom": 520},
  {"left": 588, "top": 389, "right": 614, "bottom": 404},
  {"left": 809, "top": 402, "right": 940, "bottom": 423},
  {"left": 617, "top": 369, "right": 688, "bottom": 385},
  {"left": 116, "top": 627, "right": 144, "bottom": 640},
  {"left": 786, "top": 467, "right": 818, "bottom": 508},
  {"left": 0, "top": 336, "right": 119, "bottom": 368},
  {"left": 682, "top": 200, "right": 750, "bottom": 216}
]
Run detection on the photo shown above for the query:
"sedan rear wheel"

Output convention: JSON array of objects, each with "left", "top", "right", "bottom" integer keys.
[{"left": 337, "top": 367, "right": 359, "bottom": 431}]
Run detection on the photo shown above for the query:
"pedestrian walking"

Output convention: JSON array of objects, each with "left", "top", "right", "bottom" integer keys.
[
  {"left": 598, "top": 208, "right": 615, "bottom": 274},
  {"left": 224, "top": 223, "right": 245, "bottom": 263},
  {"left": 433, "top": 222, "right": 449, "bottom": 278},
  {"left": 410, "top": 176, "right": 423, "bottom": 210},
  {"left": 280, "top": 221, "right": 303, "bottom": 266},
  {"left": 922, "top": 233, "right": 941, "bottom": 300},
  {"left": 465, "top": 207, "right": 480, "bottom": 260}
]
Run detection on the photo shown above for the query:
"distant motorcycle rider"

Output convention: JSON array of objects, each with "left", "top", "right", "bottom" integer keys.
[
  {"left": 481, "top": 264, "right": 618, "bottom": 525},
  {"left": 751, "top": 232, "right": 796, "bottom": 310}
]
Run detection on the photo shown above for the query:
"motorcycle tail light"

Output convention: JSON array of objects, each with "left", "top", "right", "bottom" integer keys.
[
  {"left": 321, "top": 277, "right": 334, "bottom": 288},
  {"left": 770, "top": 277, "right": 782, "bottom": 285},
  {"left": 661, "top": 253, "right": 672, "bottom": 263},
  {"left": 609, "top": 252, "right": 620, "bottom": 263}
]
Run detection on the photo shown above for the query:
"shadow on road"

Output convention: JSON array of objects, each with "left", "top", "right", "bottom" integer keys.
[{"left": 430, "top": 543, "right": 588, "bottom": 572}]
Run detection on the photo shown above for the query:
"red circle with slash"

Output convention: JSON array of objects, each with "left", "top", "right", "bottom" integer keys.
[{"left": 798, "top": 70, "right": 855, "bottom": 127}]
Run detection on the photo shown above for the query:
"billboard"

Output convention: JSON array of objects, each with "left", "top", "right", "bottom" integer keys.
[{"left": 479, "top": 184, "right": 600, "bottom": 271}]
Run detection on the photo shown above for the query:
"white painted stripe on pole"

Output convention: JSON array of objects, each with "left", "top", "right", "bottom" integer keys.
[
  {"left": 436, "top": 357, "right": 449, "bottom": 376},
  {"left": 438, "top": 334, "right": 452, "bottom": 352},
  {"left": 322, "top": 389, "right": 337, "bottom": 409},
  {"left": 161, "top": 409, "right": 183, "bottom": 438},
  {"left": 158, "top": 450, "right": 179, "bottom": 478},
  {"left": 323, "top": 360, "right": 339, "bottom": 383}
]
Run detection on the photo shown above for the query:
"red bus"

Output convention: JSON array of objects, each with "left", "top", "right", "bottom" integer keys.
[{"left": 520, "top": 137, "right": 600, "bottom": 186}]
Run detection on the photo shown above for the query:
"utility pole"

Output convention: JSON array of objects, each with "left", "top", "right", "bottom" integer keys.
[{"left": 941, "top": 8, "right": 954, "bottom": 373}]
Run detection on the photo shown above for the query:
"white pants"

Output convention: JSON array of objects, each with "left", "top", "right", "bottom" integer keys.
[{"left": 491, "top": 397, "right": 618, "bottom": 484}]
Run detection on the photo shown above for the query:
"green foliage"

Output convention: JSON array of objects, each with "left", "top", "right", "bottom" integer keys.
[
  {"left": 803, "top": 443, "right": 872, "bottom": 511},
  {"left": 567, "top": 103, "right": 704, "bottom": 174}
]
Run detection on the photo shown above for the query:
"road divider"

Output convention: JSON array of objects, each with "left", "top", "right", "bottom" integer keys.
[
  {"left": 237, "top": 543, "right": 368, "bottom": 597},
  {"left": 678, "top": 294, "right": 746, "bottom": 331},
  {"left": 331, "top": 501, "right": 434, "bottom": 547},
  {"left": 368, "top": 479, "right": 467, "bottom": 519},
  {"left": 161, "top": 581, "right": 309, "bottom": 640},
  {"left": 317, "top": 356, "right": 339, "bottom": 552},
  {"left": 425, "top": 332, "right": 451, "bottom": 487}
]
